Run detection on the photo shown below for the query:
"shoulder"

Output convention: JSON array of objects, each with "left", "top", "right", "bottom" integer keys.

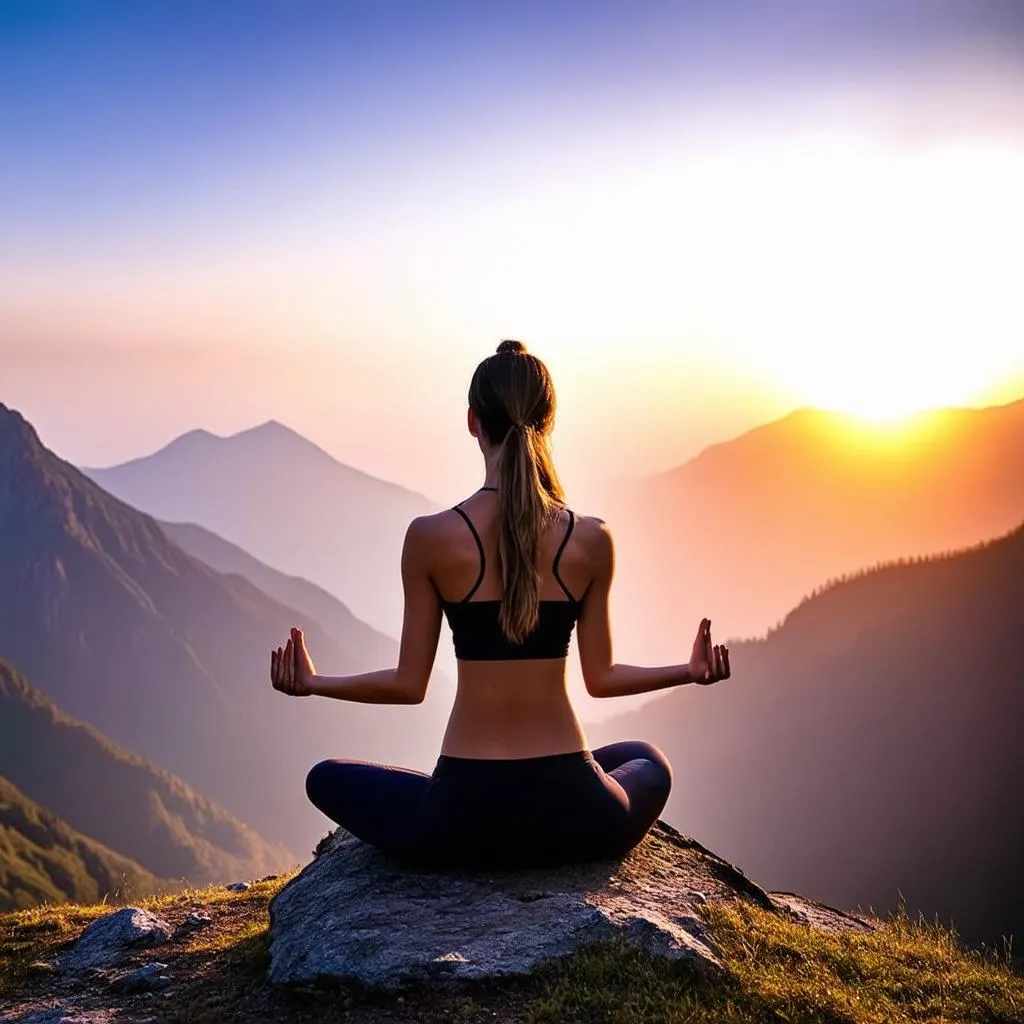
[
  {"left": 405, "top": 510, "right": 451, "bottom": 543},
  {"left": 566, "top": 511, "right": 614, "bottom": 561},
  {"left": 403, "top": 508, "right": 473, "bottom": 552}
]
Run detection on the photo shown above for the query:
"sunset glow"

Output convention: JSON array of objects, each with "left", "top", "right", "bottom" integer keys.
[{"left": 1, "top": 2, "right": 1023, "bottom": 495}]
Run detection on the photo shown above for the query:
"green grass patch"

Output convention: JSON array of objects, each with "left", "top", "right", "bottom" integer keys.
[
  {"left": 532, "top": 903, "right": 1023, "bottom": 1024},
  {"left": 2, "top": 880, "right": 1021, "bottom": 1024},
  {"left": 0, "top": 900, "right": 110, "bottom": 994},
  {"left": 0, "top": 874, "right": 291, "bottom": 997}
]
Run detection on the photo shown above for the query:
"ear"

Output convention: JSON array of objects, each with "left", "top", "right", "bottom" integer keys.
[{"left": 467, "top": 407, "right": 479, "bottom": 438}]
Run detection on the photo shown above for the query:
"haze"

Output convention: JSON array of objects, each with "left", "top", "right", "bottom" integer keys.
[{"left": 3, "top": 1, "right": 1024, "bottom": 500}]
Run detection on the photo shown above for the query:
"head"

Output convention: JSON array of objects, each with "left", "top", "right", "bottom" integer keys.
[{"left": 467, "top": 340, "right": 566, "bottom": 644}]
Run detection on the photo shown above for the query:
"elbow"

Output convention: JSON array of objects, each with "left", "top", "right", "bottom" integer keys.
[
  {"left": 582, "top": 669, "right": 612, "bottom": 700},
  {"left": 395, "top": 673, "right": 428, "bottom": 705}
]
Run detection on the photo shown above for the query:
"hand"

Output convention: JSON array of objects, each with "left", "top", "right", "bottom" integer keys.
[
  {"left": 689, "top": 618, "right": 730, "bottom": 686},
  {"left": 270, "top": 627, "right": 316, "bottom": 697}
]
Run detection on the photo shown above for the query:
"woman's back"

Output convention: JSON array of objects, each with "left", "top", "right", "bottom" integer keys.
[
  {"left": 274, "top": 339, "right": 729, "bottom": 869},
  {"left": 427, "top": 488, "right": 598, "bottom": 759}
]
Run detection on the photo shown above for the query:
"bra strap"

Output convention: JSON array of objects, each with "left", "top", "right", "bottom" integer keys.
[
  {"left": 452, "top": 505, "right": 486, "bottom": 601},
  {"left": 552, "top": 509, "right": 577, "bottom": 601}
]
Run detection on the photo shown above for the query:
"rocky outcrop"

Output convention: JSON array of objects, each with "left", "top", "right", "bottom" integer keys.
[
  {"left": 268, "top": 820, "right": 868, "bottom": 989},
  {"left": 59, "top": 907, "right": 172, "bottom": 971}
]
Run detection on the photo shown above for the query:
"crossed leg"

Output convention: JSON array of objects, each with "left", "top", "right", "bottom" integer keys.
[
  {"left": 590, "top": 740, "right": 673, "bottom": 854},
  {"left": 305, "top": 740, "right": 673, "bottom": 865},
  {"left": 305, "top": 759, "right": 433, "bottom": 860}
]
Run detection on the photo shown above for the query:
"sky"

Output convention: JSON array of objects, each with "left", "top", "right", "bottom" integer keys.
[{"left": 2, "top": 0, "right": 1024, "bottom": 500}]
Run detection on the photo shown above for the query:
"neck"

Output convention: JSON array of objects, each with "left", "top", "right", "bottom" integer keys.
[{"left": 481, "top": 448, "right": 501, "bottom": 490}]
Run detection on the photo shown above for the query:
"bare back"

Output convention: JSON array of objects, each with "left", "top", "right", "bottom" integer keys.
[{"left": 425, "top": 490, "right": 599, "bottom": 758}]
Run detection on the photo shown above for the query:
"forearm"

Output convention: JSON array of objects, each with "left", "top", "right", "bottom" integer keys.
[
  {"left": 309, "top": 668, "right": 423, "bottom": 705},
  {"left": 587, "top": 662, "right": 695, "bottom": 699}
]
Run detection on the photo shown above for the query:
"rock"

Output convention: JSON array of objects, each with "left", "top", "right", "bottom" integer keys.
[
  {"left": 173, "top": 912, "right": 213, "bottom": 939},
  {"left": 110, "top": 962, "right": 172, "bottom": 993},
  {"left": 9, "top": 1010, "right": 120, "bottom": 1024},
  {"left": 25, "top": 960, "right": 58, "bottom": 976},
  {"left": 60, "top": 907, "right": 173, "bottom": 971},
  {"left": 225, "top": 881, "right": 251, "bottom": 892},
  {"left": 268, "top": 820, "right": 778, "bottom": 989},
  {"left": 768, "top": 892, "right": 876, "bottom": 934}
]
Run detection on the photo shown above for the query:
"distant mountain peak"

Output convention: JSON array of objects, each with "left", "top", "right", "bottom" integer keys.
[
  {"left": 177, "top": 427, "right": 218, "bottom": 443},
  {"left": 142, "top": 419, "right": 318, "bottom": 457},
  {"left": 0, "top": 401, "right": 31, "bottom": 432},
  {"left": 232, "top": 419, "right": 310, "bottom": 444},
  {"left": 0, "top": 402, "right": 46, "bottom": 460},
  {"left": 249, "top": 418, "right": 290, "bottom": 434}
]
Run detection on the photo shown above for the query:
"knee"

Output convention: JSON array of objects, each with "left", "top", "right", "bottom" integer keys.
[
  {"left": 305, "top": 759, "right": 340, "bottom": 809},
  {"left": 633, "top": 742, "right": 673, "bottom": 793}
]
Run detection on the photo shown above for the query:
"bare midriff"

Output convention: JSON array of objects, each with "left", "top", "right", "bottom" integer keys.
[{"left": 440, "top": 657, "right": 588, "bottom": 759}]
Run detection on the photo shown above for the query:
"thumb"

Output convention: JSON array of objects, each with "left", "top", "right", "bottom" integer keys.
[{"left": 291, "top": 626, "right": 305, "bottom": 651}]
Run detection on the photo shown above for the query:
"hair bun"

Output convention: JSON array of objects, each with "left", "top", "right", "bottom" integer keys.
[{"left": 496, "top": 339, "right": 527, "bottom": 355}]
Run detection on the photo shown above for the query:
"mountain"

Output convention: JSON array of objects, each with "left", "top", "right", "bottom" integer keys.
[
  {"left": 590, "top": 519, "right": 1024, "bottom": 944},
  {"left": 0, "top": 660, "right": 293, "bottom": 884},
  {"left": 85, "top": 421, "right": 439, "bottom": 637},
  {"left": 0, "top": 774, "right": 168, "bottom": 911},
  {"left": 157, "top": 520, "right": 398, "bottom": 668},
  {"left": 0, "top": 404, "right": 450, "bottom": 857},
  {"left": 604, "top": 400, "right": 1024, "bottom": 661}
]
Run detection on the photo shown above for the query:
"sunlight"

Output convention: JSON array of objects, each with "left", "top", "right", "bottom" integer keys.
[{"left": 414, "top": 133, "right": 1023, "bottom": 432}]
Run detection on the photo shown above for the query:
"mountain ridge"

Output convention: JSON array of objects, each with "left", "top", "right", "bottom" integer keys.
[
  {"left": 84, "top": 416, "right": 440, "bottom": 635},
  {"left": 0, "top": 774, "right": 169, "bottom": 912},
  {"left": 0, "top": 659, "right": 294, "bottom": 885},
  {"left": 0, "top": 403, "right": 449, "bottom": 857},
  {"left": 590, "top": 516, "right": 1024, "bottom": 944},
  {"left": 156, "top": 519, "right": 399, "bottom": 668},
  {"left": 86, "top": 418, "right": 434, "bottom": 503},
  {"left": 605, "top": 396, "right": 1024, "bottom": 655}
]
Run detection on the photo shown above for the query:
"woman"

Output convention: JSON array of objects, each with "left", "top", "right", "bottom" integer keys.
[{"left": 271, "top": 340, "right": 730, "bottom": 869}]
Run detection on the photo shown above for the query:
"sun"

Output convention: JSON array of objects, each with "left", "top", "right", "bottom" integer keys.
[{"left": 802, "top": 368, "right": 979, "bottom": 424}]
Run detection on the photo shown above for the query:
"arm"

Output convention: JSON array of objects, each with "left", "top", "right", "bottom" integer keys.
[
  {"left": 273, "top": 517, "right": 442, "bottom": 705},
  {"left": 576, "top": 519, "right": 727, "bottom": 698}
]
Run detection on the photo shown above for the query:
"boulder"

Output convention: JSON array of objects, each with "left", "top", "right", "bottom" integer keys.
[
  {"left": 110, "top": 961, "right": 172, "bottom": 993},
  {"left": 172, "top": 912, "right": 213, "bottom": 940},
  {"left": 268, "top": 820, "right": 780, "bottom": 989},
  {"left": 60, "top": 908, "right": 173, "bottom": 972}
]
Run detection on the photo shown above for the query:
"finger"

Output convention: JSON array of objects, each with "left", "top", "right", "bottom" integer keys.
[
  {"left": 270, "top": 650, "right": 278, "bottom": 687},
  {"left": 714, "top": 644, "right": 725, "bottom": 679},
  {"left": 272, "top": 647, "right": 282, "bottom": 686},
  {"left": 722, "top": 645, "right": 731, "bottom": 679}
]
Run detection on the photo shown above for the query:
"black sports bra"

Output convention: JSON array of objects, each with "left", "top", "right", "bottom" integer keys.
[{"left": 440, "top": 499, "right": 581, "bottom": 661}]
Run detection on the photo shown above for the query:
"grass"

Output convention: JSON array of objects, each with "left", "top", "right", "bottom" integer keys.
[
  {"left": 532, "top": 904, "right": 1023, "bottom": 1024},
  {"left": 1, "top": 880, "right": 1021, "bottom": 1024}
]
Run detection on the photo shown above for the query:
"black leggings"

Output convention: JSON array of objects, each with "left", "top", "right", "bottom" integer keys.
[{"left": 305, "top": 741, "right": 672, "bottom": 869}]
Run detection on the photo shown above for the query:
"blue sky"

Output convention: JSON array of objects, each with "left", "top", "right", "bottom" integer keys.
[
  {"left": 2, "top": 1, "right": 1023, "bottom": 494},
  {"left": 5, "top": 0, "right": 1021, "bottom": 255}
]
